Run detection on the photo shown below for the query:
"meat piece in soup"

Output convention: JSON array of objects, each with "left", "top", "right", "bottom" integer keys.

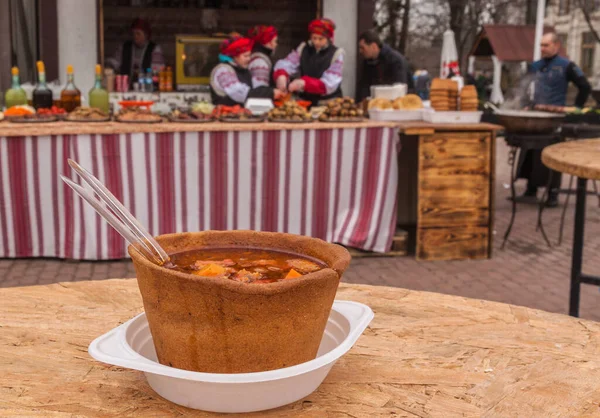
[
  {"left": 286, "top": 258, "right": 321, "bottom": 273},
  {"left": 169, "top": 248, "right": 327, "bottom": 284}
]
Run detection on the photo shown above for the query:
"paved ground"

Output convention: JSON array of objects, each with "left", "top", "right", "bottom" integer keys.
[{"left": 2, "top": 138, "right": 600, "bottom": 321}]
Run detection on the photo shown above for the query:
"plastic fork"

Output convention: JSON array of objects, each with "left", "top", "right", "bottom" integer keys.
[{"left": 60, "top": 159, "right": 171, "bottom": 266}]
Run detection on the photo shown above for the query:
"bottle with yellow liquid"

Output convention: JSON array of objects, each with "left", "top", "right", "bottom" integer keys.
[
  {"left": 60, "top": 64, "right": 81, "bottom": 112},
  {"left": 32, "top": 61, "right": 53, "bottom": 110},
  {"left": 88, "top": 64, "right": 110, "bottom": 114},
  {"left": 4, "top": 67, "right": 28, "bottom": 109}
]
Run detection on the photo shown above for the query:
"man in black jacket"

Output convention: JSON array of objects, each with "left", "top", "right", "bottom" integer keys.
[{"left": 357, "top": 30, "right": 414, "bottom": 102}]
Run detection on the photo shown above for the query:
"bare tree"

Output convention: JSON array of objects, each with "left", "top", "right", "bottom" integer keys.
[
  {"left": 577, "top": 0, "right": 600, "bottom": 44},
  {"left": 374, "top": 0, "right": 411, "bottom": 54}
]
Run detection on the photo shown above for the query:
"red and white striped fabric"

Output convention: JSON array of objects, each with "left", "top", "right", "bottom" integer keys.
[{"left": 0, "top": 126, "right": 398, "bottom": 260}]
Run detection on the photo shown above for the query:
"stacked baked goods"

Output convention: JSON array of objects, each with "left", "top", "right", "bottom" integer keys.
[
  {"left": 368, "top": 94, "right": 424, "bottom": 111},
  {"left": 460, "top": 85, "right": 479, "bottom": 111},
  {"left": 430, "top": 78, "right": 458, "bottom": 111}
]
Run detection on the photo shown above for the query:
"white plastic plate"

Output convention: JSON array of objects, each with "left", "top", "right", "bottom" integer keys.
[
  {"left": 89, "top": 300, "right": 374, "bottom": 414},
  {"left": 423, "top": 110, "right": 482, "bottom": 124}
]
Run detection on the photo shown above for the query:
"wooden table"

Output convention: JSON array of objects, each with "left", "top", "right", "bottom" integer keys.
[
  {"left": 3, "top": 279, "right": 600, "bottom": 416},
  {"left": 396, "top": 122, "right": 503, "bottom": 261},
  {"left": 0, "top": 119, "right": 398, "bottom": 258},
  {"left": 543, "top": 139, "right": 600, "bottom": 317}
]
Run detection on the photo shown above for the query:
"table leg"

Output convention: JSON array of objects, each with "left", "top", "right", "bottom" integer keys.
[
  {"left": 536, "top": 170, "right": 552, "bottom": 247},
  {"left": 502, "top": 147, "right": 518, "bottom": 249},
  {"left": 569, "top": 177, "right": 587, "bottom": 317},
  {"left": 558, "top": 175, "right": 574, "bottom": 246}
]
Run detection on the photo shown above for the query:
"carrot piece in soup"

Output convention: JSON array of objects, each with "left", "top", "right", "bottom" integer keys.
[
  {"left": 284, "top": 269, "right": 303, "bottom": 279},
  {"left": 194, "top": 263, "right": 227, "bottom": 277}
]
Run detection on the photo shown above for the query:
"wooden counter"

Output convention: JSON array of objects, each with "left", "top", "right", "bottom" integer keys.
[
  {"left": 0, "top": 119, "right": 397, "bottom": 136},
  {"left": 2, "top": 279, "right": 600, "bottom": 416},
  {"left": 396, "top": 122, "right": 503, "bottom": 261}
]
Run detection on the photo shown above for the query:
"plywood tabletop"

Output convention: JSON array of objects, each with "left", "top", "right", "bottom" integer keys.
[
  {"left": 2, "top": 279, "right": 600, "bottom": 416},
  {"left": 542, "top": 138, "right": 600, "bottom": 180}
]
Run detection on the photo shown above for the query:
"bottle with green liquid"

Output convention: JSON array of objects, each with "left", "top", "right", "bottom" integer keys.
[
  {"left": 88, "top": 64, "right": 109, "bottom": 114},
  {"left": 4, "top": 67, "right": 28, "bottom": 109}
]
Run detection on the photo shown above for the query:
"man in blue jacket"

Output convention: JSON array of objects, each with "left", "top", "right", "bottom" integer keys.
[
  {"left": 517, "top": 32, "right": 590, "bottom": 207},
  {"left": 357, "top": 30, "right": 414, "bottom": 102}
]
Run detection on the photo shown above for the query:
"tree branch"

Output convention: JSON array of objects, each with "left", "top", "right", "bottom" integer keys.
[{"left": 577, "top": 0, "right": 600, "bottom": 44}]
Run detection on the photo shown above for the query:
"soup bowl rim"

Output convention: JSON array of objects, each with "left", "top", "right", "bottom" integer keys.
[{"left": 128, "top": 230, "right": 351, "bottom": 295}]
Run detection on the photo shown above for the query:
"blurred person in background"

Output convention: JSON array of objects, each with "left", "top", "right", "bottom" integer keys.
[
  {"left": 210, "top": 35, "right": 284, "bottom": 106},
  {"left": 356, "top": 29, "right": 414, "bottom": 102},
  {"left": 106, "top": 18, "right": 165, "bottom": 88},
  {"left": 273, "top": 18, "right": 344, "bottom": 106},
  {"left": 516, "top": 32, "right": 590, "bottom": 207},
  {"left": 247, "top": 25, "right": 278, "bottom": 88}
]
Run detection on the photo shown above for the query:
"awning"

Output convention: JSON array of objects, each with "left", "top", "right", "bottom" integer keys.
[{"left": 469, "top": 24, "right": 567, "bottom": 62}]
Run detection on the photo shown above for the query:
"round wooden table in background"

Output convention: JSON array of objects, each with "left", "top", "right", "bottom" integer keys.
[
  {"left": 2, "top": 279, "right": 600, "bottom": 416},
  {"left": 543, "top": 138, "right": 600, "bottom": 317}
]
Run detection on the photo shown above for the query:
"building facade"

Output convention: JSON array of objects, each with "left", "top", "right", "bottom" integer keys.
[{"left": 545, "top": 0, "right": 600, "bottom": 87}]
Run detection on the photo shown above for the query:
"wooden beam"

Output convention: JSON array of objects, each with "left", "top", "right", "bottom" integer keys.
[
  {"left": 38, "top": 0, "right": 59, "bottom": 81},
  {"left": 355, "top": 0, "right": 375, "bottom": 98},
  {"left": 0, "top": 0, "right": 11, "bottom": 94}
]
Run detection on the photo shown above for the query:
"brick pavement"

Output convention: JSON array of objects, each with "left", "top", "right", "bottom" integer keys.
[{"left": 2, "top": 138, "right": 600, "bottom": 321}]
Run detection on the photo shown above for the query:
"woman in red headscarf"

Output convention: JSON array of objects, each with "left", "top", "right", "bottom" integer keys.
[
  {"left": 106, "top": 18, "right": 165, "bottom": 85},
  {"left": 273, "top": 18, "right": 344, "bottom": 106},
  {"left": 210, "top": 35, "right": 284, "bottom": 106},
  {"left": 247, "top": 25, "right": 278, "bottom": 88}
]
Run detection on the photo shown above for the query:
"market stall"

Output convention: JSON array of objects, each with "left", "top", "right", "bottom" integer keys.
[
  {"left": 395, "top": 121, "right": 502, "bottom": 261},
  {"left": 0, "top": 120, "right": 399, "bottom": 260}
]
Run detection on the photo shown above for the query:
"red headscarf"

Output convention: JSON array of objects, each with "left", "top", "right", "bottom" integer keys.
[
  {"left": 308, "top": 18, "right": 336, "bottom": 39},
  {"left": 247, "top": 25, "right": 278, "bottom": 46},
  {"left": 220, "top": 35, "right": 254, "bottom": 57},
  {"left": 131, "top": 18, "right": 152, "bottom": 39}
]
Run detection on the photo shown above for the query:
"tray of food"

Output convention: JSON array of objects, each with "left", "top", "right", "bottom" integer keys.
[
  {"left": 37, "top": 105, "right": 67, "bottom": 120},
  {"left": 368, "top": 94, "right": 424, "bottom": 121},
  {"left": 8, "top": 114, "right": 59, "bottom": 123},
  {"left": 318, "top": 97, "right": 364, "bottom": 122},
  {"left": 3, "top": 104, "right": 36, "bottom": 119},
  {"left": 116, "top": 106, "right": 162, "bottom": 123},
  {"left": 268, "top": 101, "right": 312, "bottom": 123},
  {"left": 215, "top": 105, "right": 265, "bottom": 123},
  {"left": 168, "top": 109, "right": 215, "bottom": 123},
  {"left": 66, "top": 107, "right": 111, "bottom": 122}
]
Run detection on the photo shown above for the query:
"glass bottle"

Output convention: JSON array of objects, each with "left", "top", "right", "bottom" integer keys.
[
  {"left": 166, "top": 66, "right": 173, "bottom": 92},
  {"left": 32, "top": 61, "right": 54, "bottom": 110},
  {"left": 4, "top": 67, "right": 28, "bottom": 108},
  {"left": 145, "top": 68, "right": 153, "bottom": 92},
  {"left": 88, "top": 64, "right": 110, "bottom": 114},
  {"left": 60, "top": 64, "right": 82, "bottom": 112}
]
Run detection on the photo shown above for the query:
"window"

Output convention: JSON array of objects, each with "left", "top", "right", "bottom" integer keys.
[
  {"left": 557, "top": 33, "right": 568, "bottom": 50},
  {"left": 558, "top": 0, "right": 570, "bottom": 15},
  {"left": 580, "top": 32, "right": 596, "bottom": 76}
]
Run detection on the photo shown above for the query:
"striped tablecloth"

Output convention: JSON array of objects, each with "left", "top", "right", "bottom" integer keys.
[{"left": 0, "top": 125, "right": 398, "bottom": 260}]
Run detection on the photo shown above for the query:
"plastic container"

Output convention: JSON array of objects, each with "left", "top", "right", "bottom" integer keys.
[
  {"left": 369, "top": 108, "right": 424, "bottom": 121},
  {"left": 370, "top": 83, "right": 407, "bottom": 100},
  {"left": 423, "top": 110, "right": 482, "bottom": 124},
  {"left": 89, "top": 300, "right": 374, "bottom": 413},
  {"left": 245, "top": 98, "right": 274, "bottom": 115}
]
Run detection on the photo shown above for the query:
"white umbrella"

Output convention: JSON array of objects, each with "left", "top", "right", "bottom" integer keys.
[{"left": 440, "top": 29, "right": 460, "bottom": 79}]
